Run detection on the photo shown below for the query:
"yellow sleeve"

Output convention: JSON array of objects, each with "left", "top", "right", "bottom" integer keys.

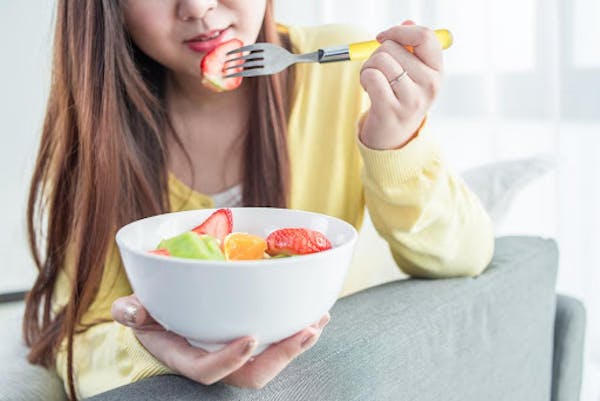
[
  {"left": 56, "top": 322, "right": 172, "bottom": 399},
  {"left": 357, "top": 125, "right": 495, "bottom": 278},
  {"left": 53, "top": 245, "right": 172, "bottom": 399}
]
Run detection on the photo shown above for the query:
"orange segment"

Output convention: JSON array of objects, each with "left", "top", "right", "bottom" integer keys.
[{"left": 223, "top": 233, "right": 267, "bottom": 261}]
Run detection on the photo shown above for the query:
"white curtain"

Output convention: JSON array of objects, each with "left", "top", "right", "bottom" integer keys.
[{"left": 276, "top": 1, "right": 600, "bottom": 399}]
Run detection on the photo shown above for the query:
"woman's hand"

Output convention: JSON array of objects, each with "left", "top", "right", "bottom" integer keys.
[
  {"left": 111, "top": 295, "right": 329, "bottom": 389},
  {"left": 359, "top": 21, "right": 444, "bottom": 150}
]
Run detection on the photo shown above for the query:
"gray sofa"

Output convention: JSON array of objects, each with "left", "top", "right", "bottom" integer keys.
[{"left": 0, "top": 236, "right": 586, "bottom": 401}]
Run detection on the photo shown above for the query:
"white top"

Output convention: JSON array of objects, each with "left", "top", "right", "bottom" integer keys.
[{"left": 210, "top": 184, "right": 243, "bottom": 208}]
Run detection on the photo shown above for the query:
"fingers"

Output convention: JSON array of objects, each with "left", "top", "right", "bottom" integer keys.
[
  {"left": 134, "top": 326, "right": 257, "bottom": 386},
  {"left": 360, "top": 21, "right": 442, "bottom": 120},
  {"left": 376, "top": 39, "right": 439, "bottom": 87},
  {"left": 177, "top": 336, "right": 257, "bottom": 385},
  {"left": 376, "top": 24, "right": 444, "bottom": 71},
  {"left": 310, "top": 313, "right": 330, "bottom": 329},
  {"left": 111, "top": 295, "right": 157, "bottom": 328},
  {"left": 113, "top": 294, "right": 259, "bottom": 385},
  {"left": 360, "top": 67, "right": 398, "bottom": 112},
  {"left": 360, "top": 52, "right": 420, "bottom": 116},
  {"left": 224, "top": 314, "right": 330, "bottom": 389},
  {"left": 117, "top": 294, "right": 330, "bottom": 389}
]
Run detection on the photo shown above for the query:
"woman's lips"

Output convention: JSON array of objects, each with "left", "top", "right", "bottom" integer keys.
[{"left": 185, "top": 28, "right": 230, "bottom": 53}]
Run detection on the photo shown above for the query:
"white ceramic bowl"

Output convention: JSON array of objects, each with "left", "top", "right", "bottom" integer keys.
[{"left": 115, "top": 207, "right": 358, "bottom": 355}]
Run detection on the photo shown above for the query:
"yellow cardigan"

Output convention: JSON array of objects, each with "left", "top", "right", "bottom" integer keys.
[{"left": 53, "top": 24, "right": 494, "bottom": 399}]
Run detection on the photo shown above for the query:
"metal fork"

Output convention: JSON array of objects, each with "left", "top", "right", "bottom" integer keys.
[{"left": 223, "top": 28, "right": 453, "bottom": 79}]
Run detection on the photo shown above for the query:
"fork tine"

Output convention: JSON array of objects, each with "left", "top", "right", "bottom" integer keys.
[
  {"left": 223, "top": 60, "right": 264, "bottom": 71},
  {"left": 224, "top": 53, "right": 264, "bottom": 65},
  {"left": 226, "top": 43, "right": 266, "bottom": 56},
  {"left": 223, "top": 69, "right": 266, "bottom": 79}
]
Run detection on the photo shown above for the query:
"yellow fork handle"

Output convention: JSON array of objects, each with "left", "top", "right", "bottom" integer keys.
[{"left": 348, "top": 28, "right": 453, "bottom": 61}]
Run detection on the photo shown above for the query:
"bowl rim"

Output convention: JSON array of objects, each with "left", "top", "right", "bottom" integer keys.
[{"left": 115, "top": 207, "right": 358, "bottom": 267}]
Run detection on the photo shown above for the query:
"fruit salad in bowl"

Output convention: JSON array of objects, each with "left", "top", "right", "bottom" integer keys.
[
  {"left": 115, "top": 207, "right": 358, "bottom": 355},
  {"left": 149, "top": 208, "right": 333, "bottom": 261}
]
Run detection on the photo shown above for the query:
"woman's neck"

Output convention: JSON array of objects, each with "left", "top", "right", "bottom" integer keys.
[{"left": 165, "top": 71, "right": 252, "bottom": 194}]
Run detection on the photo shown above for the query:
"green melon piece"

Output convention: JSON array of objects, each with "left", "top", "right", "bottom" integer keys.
[{"left": 157, "top": 232, "right": 225, "bottom": 260}]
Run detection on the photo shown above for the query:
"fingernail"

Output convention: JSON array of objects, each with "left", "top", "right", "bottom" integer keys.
[
  {"left": 301, "top": 333, "right": 316, "bottom": 349},
  {"left": 123, "top": 303, "right": 138, "bottom": 327},
  {"left": 376, "top": 31, "right": 385, "bottom": 41},
  {"left": 318, "top": 315, "right": 331, "bottom": 329},
  {"left": 241, "top": 339, "right": 256, "bottom": 356}
]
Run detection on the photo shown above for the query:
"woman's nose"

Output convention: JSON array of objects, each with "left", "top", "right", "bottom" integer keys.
[{"left": 177, "top": 0, "right": 218, "bottom": 21}]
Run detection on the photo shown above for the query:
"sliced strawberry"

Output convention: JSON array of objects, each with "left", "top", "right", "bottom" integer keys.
[
  {"left": 149, "top": 249, "right": 170, "bottom": 256},
  {"left": 191, "top": 208, "right": 233, "bottom": 244},
  {"left": 266, "top": 228, "right": 332, "bottom": 256},
  {"left": 200, "top": 38, "right": 244, "bottom": 93}
]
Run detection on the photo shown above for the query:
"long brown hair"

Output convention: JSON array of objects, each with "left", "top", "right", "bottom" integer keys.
[{"left": 23, "top": 1, "right": 292, "bottom": 399}]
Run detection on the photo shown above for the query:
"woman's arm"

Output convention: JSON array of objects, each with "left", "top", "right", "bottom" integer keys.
[
  {"left": 357, "top": 22, "right": 494, "bottom": 278},
  {"left": 358, "top": 127, "right": 494, "bottom": 278}
]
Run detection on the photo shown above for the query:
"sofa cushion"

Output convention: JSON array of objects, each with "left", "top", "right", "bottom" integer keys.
[{"left": 0, "top": 307, "right": 68, "bottom": 401}]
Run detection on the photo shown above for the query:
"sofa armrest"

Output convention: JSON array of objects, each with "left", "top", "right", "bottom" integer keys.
[
  {"left": 89, "top": 236, "right": 561, "bottom": 401},
  {"left": 301, "top": 235, "right": 560, "bottom": 401},
  {"left": 551, "top": 294, "right": 586, "bottom": 401}
]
